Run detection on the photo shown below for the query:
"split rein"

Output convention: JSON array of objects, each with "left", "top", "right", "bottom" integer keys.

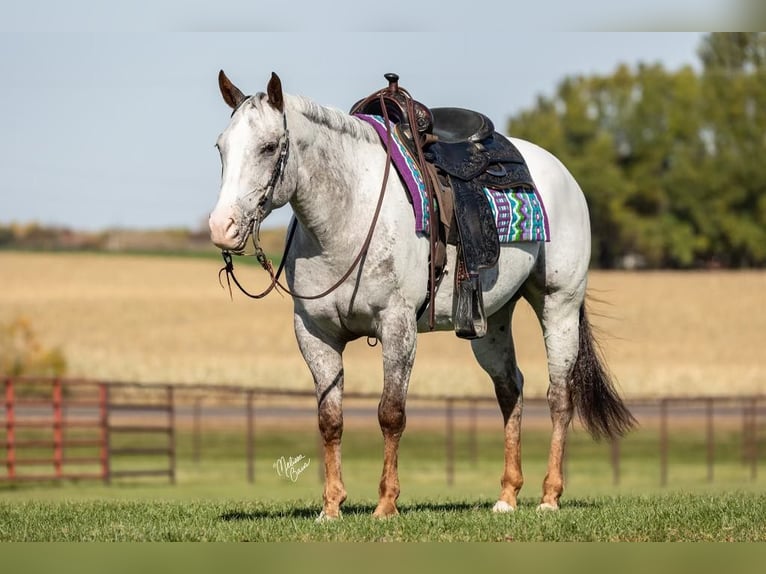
[{"left": 218, "top": 97, "right": 395, "bottom": 302}]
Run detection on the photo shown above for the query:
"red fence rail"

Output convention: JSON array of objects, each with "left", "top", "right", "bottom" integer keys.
[
  {"left": 2, "top": 378, "right": 107, "bottom": 482},
  {"left": 2, "top": 377, "right": 175, "bottom": 484}
]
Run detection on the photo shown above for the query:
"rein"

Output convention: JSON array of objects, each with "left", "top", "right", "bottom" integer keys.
[{"left": 218, "top": 96, "right": 395, "bottom": 302}]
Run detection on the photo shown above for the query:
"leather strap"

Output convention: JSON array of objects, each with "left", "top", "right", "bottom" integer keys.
[{"left": 403, "top": 96, "right": 439, "bottom": 331}]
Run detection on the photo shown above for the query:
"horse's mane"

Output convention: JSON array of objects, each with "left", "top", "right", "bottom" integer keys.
[{"left": 288, "top": 95, "right": 379, "bottom": 144}]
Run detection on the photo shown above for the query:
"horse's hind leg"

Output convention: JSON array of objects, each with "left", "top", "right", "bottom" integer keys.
[
  {"left": 470, "top": 300, "right": 525, "bottom": 512},
  {"left": 534, "top": 290, "right": 582, "bottom": 510},
  {"left": 373, "top": 309, "right": 417, "bottom": 518},
  {"left": 294, "top": 315, "right": 347, "bottom": 520}
]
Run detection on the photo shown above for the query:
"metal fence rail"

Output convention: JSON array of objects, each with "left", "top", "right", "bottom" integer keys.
[
  {"left": 1, "top": 376, "right": 763, "bottom": 487},
  {"left": 106, "top": 384, "right": 175, "bottom": 484},
  {"left": 2, "top": 378, "right": 107, "bottom": 482},
  {"left": 2, "top": 377, "right": 175, "bottom": 484}
]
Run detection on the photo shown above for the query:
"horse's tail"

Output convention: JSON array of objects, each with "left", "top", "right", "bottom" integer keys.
[{"left": 570, "top": 304, "right": 637, "bottom": 440}]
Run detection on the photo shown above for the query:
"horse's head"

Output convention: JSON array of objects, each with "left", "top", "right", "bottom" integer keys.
[{"left": 209, "top": 71, "right": 291, "bottom": 253}]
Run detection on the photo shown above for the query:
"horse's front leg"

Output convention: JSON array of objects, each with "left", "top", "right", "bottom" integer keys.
[
  {"left": 373, "top": 311, "right": 417, "bottom": 518},
  {"left": 294, "top": 314, "right": 347, "bottom": 520}
]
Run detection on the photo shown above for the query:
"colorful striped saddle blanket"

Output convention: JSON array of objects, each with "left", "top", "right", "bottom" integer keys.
[{"left": 355, "top": 113, "right": 550, "bottom": 243}]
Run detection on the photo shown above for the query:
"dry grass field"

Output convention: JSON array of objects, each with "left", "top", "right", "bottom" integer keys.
[{"left": 0, "top": 251, "right": 764, "bottom": 399}]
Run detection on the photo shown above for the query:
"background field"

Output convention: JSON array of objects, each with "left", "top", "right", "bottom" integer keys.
[{"left": 0, "top": 251, "right": 764, "bottom": 398}]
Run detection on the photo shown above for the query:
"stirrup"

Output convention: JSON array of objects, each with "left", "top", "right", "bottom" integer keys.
[{"left": 453, "top": 274, "right": 487, "bottom": 339}]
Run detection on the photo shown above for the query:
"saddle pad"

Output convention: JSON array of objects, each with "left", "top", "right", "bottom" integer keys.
[
  {"left": 484, "top": 187, "right": 550, "bottom": 242},
  {"left": 355, "top": 113, "right": 431, "bottom": 233},
  {"left": 355, "top": 114, "right": 550, "bottom": 243}
]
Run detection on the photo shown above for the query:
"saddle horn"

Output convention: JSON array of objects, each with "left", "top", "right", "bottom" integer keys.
[{"left": 384, "top": 73, "right": 400, "bottom": 92}]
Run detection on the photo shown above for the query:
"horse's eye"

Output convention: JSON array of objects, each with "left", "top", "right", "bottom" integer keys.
[{"left": 260, "top": 142, "right": 278, "bottom": 154}]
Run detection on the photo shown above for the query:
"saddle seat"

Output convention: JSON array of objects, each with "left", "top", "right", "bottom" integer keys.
[{"left": 430, "top": 107, "right": 494, "bottom": 144}]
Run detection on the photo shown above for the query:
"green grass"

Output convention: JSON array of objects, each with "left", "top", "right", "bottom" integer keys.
[
  {"left": 0, "top": 492, "right": 764, "bottom": 541},
  {"left": 0, "top": 427, "right": 764, "bottom": 541}
]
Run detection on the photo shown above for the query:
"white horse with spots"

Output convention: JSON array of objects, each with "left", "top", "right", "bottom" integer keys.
[{"left": 209, "top": 72, "right": 635, "bottom": 519}]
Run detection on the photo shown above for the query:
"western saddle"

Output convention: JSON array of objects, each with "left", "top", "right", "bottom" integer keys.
[{"left": 350, "top": 73, "right": 535, "bottom": 339}]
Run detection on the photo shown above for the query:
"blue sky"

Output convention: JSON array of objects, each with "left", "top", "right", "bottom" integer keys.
[{"left": 0, "top": 30, "right": 708, "bottom": 230}]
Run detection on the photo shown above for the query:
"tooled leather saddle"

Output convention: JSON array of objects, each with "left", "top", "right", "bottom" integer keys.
[{"left": 350, "top": 73, "right": 536, "bottom": 339}]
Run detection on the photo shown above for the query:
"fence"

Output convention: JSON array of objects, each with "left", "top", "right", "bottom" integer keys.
[
  {"left": 107, "top": 383, "right": 175, "bottom": 483},
  {"left": 1, "top": 376, "right": 764, "bottom": 487},
  {"left": 2, "top": 378, "right": 107, "bottom": 482},
  {"left": 1, "top": 378, "right": 174, "bottom": 484}
]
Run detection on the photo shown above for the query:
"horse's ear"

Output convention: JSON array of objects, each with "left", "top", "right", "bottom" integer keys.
[
  {"left": 266, "top": 72, "right": 284, "bottom": 113},
  {"left": 218, "top": 70, "right": 246, "bottom": 110}
]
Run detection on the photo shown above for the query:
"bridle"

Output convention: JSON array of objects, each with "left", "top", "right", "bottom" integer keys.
[
  {"left": 260, "top": 111, "right": 292, "bottom": 216},
  {"left": 218, "top": 96, "right": 395, "bottom": 302},
  {"left": 229, "top": 110, "right": 290, "bottom": 255}
]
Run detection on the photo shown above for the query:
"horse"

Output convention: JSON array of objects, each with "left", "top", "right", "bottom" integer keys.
[{"left": 208, "top": 71, "right": 636, "bottom": 520}]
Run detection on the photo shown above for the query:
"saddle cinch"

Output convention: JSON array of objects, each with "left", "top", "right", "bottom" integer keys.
[{"left": 350, "top": 73, "right": 536, "bottom": 339}]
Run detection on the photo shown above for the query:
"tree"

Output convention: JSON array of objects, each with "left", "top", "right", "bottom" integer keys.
[
  {"left": 507, "top": 33, "right": 766, "bottom": 268},
  {"left": 698, "top": 33, "right": 766, "bottom": 73},
  {"left": 0, "top": 317, "right": 67, "bottom": 377},
  {"left": 696, "top": 33, "right": 766, "bottom": 266}
]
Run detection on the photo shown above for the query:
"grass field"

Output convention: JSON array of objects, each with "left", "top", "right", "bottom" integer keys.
[
  {"left": 1, "top": 251, "right": 764, "bottom": 398},
  {"left": 0, "top": 425, "right": 764, "bottom": 541},
  {"left": 3, "top": 492, "right": 766, "bottom": 541}
]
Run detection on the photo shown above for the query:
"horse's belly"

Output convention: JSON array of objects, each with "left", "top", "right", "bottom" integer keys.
[{"left": 418, "top": 242, "right": 539, "bottom": 332}]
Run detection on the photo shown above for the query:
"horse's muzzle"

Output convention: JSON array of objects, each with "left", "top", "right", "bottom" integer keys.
[{"left": 209, "top": 211, "right": 253, "bottom": 253}]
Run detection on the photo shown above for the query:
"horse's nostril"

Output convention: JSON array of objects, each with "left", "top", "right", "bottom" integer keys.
[
  {"left": 209, "top": 212, "right": 240, "bottom": 248},
  {"left": 224, "top": 218, "right": 238, "bottom": 239}
]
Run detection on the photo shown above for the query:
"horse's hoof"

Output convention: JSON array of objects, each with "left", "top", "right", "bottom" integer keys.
[
  {"left": 492, "top": 500, "right": 516, "bottom": 513},
  {"left": 536, "top": 502, "right": 559, "bottom": 512},
  {"left": 316, "top": 509, "right": 342, "bottom": 522},
  {"left": 372, "top": 504, "right": 399, "bottom": 519}
]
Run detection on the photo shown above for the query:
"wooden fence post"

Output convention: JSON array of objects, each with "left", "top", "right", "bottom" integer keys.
[
  {"left": 246, "top": 390, "right": 255, "bottom": 484},
  {"left": 660, "top": 399, "right": 668, "bottom": 487},
  {"left": 167, "top": 386, "right": 176, "bottom": 485},
  {"left": 706, "top": 398, "right": 714, "bottom": 483},
  {"left": 751, "top": 397, "right": 758, "bottom": 481},
  {"left": 99, "top": 382, "right": 110, "bottom": 485},
  {"left": 193, "top": 397, "right": 202, "bottom": 464},
  {"left": 445, "top": 398, "right": 455, "bottom": 486},
  {"left": 52, "top": 378, "right": 63, "bottom": 478},
  {"left": 4, "top": 378, "right": 15, "bottom": 480},
  {"left": 742, "top": 401, "right": 750, "bottom": 465},
  {"left": 611, "top": 436, "right": 621, "bottom": 486},
  {"left": 469, "top": 399, "right": 478, "bottom": 468}
]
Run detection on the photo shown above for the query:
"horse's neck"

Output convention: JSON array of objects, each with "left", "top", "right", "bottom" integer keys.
[{"left": 287, "top": 99, "right": 383, "bottom": 251}]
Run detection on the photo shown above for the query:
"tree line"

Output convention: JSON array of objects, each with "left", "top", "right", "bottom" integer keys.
[{"left": 506, "top": 33, "right": 766, "bottom": 268}]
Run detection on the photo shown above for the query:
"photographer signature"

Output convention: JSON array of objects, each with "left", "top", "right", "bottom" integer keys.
[{"left": 272, "top": 454, "right": 311, "bottom": 482}]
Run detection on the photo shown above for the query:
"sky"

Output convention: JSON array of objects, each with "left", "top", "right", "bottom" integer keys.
[{"left": 0, "top": 29, "right": 710, "bottom": 231}]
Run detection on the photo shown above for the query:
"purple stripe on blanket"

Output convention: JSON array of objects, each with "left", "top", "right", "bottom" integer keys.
[{"left": 355, "top": 113, "right": 430, "bottom": 234}]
